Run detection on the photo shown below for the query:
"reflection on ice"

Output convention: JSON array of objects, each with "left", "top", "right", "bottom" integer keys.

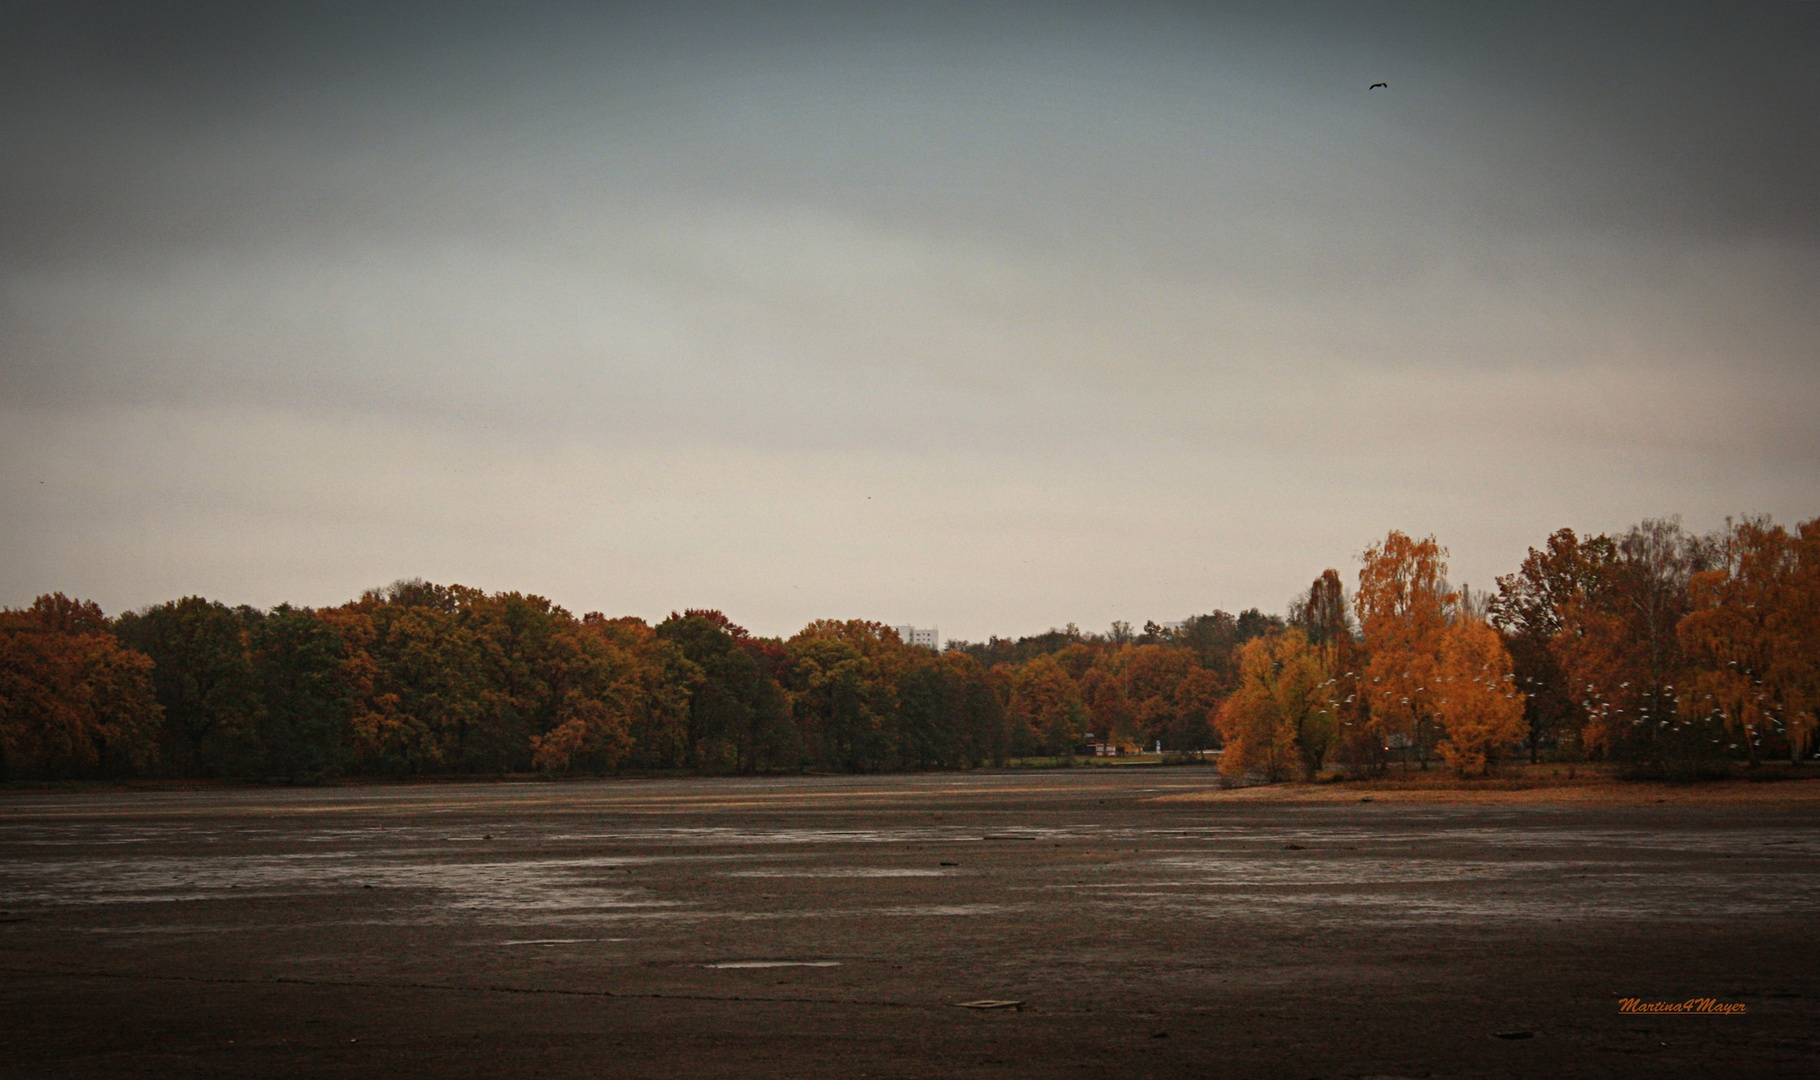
[
  {"left": 1075, "top": 855, "right": 1817, "bottom": 923},
  {"left": 0, "top": 854, "right": 684, "bottom": 919},
  {"left": 726, "top": 868, "right": 952, "bottom": 878},
  {"left": 497, "top": 937, "right": 624, "bottom": 946},
  {"left": 880, "top": 904, "right": 1016, "bottom": 917}
]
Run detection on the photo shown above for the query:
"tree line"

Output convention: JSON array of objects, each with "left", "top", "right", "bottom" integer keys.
[{"left": 2, "top": 515, "right": 1814, "bottom": 783}]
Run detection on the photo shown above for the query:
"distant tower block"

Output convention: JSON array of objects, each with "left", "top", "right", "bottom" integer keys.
[{"left": 894, "top": 625, "right": 940, "bottom": 650}]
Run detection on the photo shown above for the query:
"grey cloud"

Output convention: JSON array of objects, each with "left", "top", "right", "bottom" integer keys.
[{"left": 2, "top": 2, "right": 1816, "bottom": 634}]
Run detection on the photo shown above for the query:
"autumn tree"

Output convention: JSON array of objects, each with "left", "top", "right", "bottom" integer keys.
[
  {"left": 1217, "top": 636, "right": 1297, "bottom": 781},
  {"left": 21, "top": 593, "right": 111, "bottom": 635},
  {"left": 1550, "top": 519, "right": 1722, "bottom": 775},
  {"left": 1356, "top": 532, "right": 1456, "bottom": 769},
  {"left": 1433, "top": 615, "right": 1527, "bottom": 777},
  {"left": 1172, "top": 666, "right": 1224, "bottom": 752},
  {"left": 1216, "top": 630, "right": 1334, "bottom": 781},
  {"left": 0, "top": 596, "right": 161, "bottom": 779},
  {"left": 463, "top": 589, "right": 564, "bottom": 771},
  {"left": 1107, "top": 645, "right": 1200, "bottom": 751},
  {"left": 453, "top": 590, "right": 640, "bottom": 774},
  {"left": 1175, "top": 611, "right": 1244, "bottom": 687},
  {"left": 1679, "top": 516, "right": 1820, "bottom": 765},
  {"left": 526, "top": 622, "right": 643, "bottom": 774},
  {"left": 1490, "top": 529, "right": 1613, "bottom": 762},
  {"left": 952, "top": 625, "right": 1085, "bottom": 669},
  {"left": 316, "top": 582, "right": 644, "bottom": 776},
  {"left": 1006, "top": 654, "right": 1087, "bottom": 757},
  {"left": 1292, "top": 569, "right": 1374, "bottom": 774},
  {"left": 584, "top": 615, "right": 700, "bottom": 770},
  {"left": 1290, "top": 571, "right": 1352, "bottom": 647},
  {"left": 785, "top": 620, "right": 907, "bottom": 772},
  {"left": 328, "top": 583, "right": 487, "bottom": 774},
  {"left": 1078, "top": 664, "right": 1137, "bottom": 750}
]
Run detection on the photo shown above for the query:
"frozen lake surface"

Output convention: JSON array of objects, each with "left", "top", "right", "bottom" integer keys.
[{"left": 3, "top": 770, "right": 1816, "bottom": 1078}]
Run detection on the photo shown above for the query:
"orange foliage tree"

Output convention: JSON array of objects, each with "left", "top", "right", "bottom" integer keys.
[
  {"left": 1356, "top": 532, "right": 1456, "bottom": 769},
  {"left": 1491, "top": 529, "right": 1612, "bottom": 762},
  {"left": 1679, "top": 516, "right": 1820, "bottom": 764},
  {"left": 0, "top": 595, "right": 162, "bottom": 779},
  {"left": 1550, "top": 519, "right": 1719, "bottom": 772},
  {"left": 1433, "top": 615, "right": 1527, "bottom": 776},
  {"left": 1007, "top": 654, "right": 1087, "bottom": 757},
  {"left": 1171, "top": 666, "right": 1224, "bottom": 753},
  {"left": 1078, "top": 665, "right": 1137, "bottom": 749}
]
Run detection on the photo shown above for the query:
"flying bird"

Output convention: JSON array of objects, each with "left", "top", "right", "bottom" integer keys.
[{"left": 1369, "top": 82, "right": 1388, "bottom": 90}]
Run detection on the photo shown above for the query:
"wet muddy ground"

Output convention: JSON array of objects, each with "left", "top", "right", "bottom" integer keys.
[{"left": 3, "top": 770, "right": 1816, "bottom": 1079}]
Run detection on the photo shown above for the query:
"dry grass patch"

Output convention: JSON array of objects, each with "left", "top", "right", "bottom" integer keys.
[{"left": 1154, "top": 764, "right": 1820, "bottom": 807}]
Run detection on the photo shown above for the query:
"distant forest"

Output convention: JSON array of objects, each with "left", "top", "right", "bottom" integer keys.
[{"left": 3, "top": 515, "right": 1815, "bottom": 783}]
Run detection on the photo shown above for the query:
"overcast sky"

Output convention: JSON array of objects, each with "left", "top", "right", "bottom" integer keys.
[{"left": 3, "top": 1, "right": 1816, "bottom": 640}]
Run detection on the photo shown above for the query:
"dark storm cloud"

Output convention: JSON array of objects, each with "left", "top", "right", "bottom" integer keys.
[{"left": 7, "top": 2, "right": 1814, "bottom": 257}]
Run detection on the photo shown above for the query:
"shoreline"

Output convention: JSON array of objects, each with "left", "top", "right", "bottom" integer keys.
[{"left": 1156, "top": 770, "right": 1820, "bottom": 807}]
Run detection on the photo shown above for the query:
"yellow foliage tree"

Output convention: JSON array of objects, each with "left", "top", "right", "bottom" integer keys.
[
  {"left": 1216, "top": 631, "right": 1334, "bottom": 781},
  {"left": 1434, "top": 615, "right": 1527, "bottom": 777}
]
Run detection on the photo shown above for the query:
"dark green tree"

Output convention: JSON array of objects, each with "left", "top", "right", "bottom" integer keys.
[
  {"left": 658, "top": 611, "right": 796, "bottom": 773},
  {"left": 247, "top": 605, "right": 351, "bottom": 782},
  {"left": 114, "top": 597, "right": 259, "bottom": 775}
]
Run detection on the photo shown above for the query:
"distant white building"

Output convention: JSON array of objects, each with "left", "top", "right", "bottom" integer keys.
[{"left": 894, "top": 625, "right": 940, "bottom": 650}]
